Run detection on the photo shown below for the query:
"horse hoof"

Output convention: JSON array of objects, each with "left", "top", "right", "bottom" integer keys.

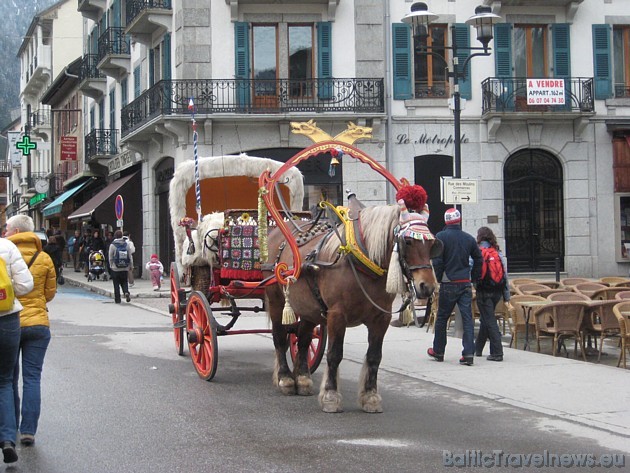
[
  {"left": 360, "top": 392, "right": 383, "bottom": 413},
  {"left": 296, "top": 375, "right": 313, "bottom": 396},
  {"left": 278, "top": 377, "right": 296, "bottom": 395},
  {"left": 319, "top": 391, "right": 343, "bottom": 413}
]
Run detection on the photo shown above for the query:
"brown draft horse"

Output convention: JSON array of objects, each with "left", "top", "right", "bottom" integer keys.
[{"left": 264, "top": 199, "right": 441, "bottom": 413}]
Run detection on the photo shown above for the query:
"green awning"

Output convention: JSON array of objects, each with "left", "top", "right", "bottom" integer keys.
[{"left": 42, "top": 180, "right": 91, "bottom": 218}]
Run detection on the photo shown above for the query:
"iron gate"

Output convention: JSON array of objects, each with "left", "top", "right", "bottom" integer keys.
[{"left": 504, "top": 149, "right": 564, "bottom": 272}]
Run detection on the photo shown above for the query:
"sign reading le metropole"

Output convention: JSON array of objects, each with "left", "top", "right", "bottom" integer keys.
[
  {"left": 527, "top": 78, "right": 565, "bottom": 105},
  {"left": 441, "top": 178, "right": 478, "bottom": 204}
]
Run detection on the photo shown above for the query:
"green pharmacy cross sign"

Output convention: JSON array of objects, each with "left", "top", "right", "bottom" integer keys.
[{"left": 16, "top": 135, "right": 37, "bottom": 156}]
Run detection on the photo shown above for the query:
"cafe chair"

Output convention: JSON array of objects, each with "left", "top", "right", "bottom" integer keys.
[
  {"left": 538, "top": 281, "right": 563, "bottom": 289},
  {"left": 612, "top": 302, "right": 630, "bottom": 368},
  {"left": 473, "top": 295, "right": 509, "bottom": 334},
  {"left": 547, "top": 291, "right": 590, "bottom": 302},
  {"left": 590, "top": 286, "right": 629, "bottom": 301},
  {"left": 560, "top": 277, "right": 590, "bottom": 289},
  {"left": 612, "top": 280, "right": 630, "bottom": 288},
  {"left": 424, "top": 291, "right": 454, "bottom": 333},
  {"left": 533, "top": 301, "right": 588, "bottom": 361},
  {"left": 599, "top": 276, "right": 630, "bottom": 287},
  {"left": 586, "top": 300, "right": 621, "bottom": 363},
  {"left": 510, "top": 278, "right": 537, "bottom": 292},
  {"left": 573, "top": 282, "right": 607, "bottom": 299},
  {"left": 614, "top": 291, "right": 630, "bottom": 301},
  {"left": 508, "top": 295, "right": 547, "bottom": 349}
]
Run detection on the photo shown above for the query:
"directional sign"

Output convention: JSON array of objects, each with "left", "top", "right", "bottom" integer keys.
[
  {"left": 16, "top": 135, "right": 37, "bottom": 156},
  {"left": 441, "top": 178, "right": 478, "bottom": 204},
  {"left": 115, "top": 194, "right": 124, "bottom": 220}
]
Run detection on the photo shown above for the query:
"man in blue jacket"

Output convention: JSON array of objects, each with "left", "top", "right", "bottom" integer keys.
[{"left": 428, "top": 208, "right": 482, "bottom": 366}]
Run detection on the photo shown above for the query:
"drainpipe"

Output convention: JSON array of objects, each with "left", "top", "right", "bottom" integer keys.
[{"left": 383, "top": 0, "right": 394, "bottom": 204}]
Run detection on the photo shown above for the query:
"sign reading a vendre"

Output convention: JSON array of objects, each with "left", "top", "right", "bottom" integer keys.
[{"left": 526, "top": 78, "right": 565, "bottom": 106}]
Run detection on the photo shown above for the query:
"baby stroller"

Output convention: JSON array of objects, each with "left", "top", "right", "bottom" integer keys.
[{"left": 87, "top": 250, "right": 109, "bottom": 282}]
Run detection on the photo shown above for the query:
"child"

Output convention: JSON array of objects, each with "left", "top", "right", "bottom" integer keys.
[{"left": 145, "top": 254, "right": 164, "bottom": 291}]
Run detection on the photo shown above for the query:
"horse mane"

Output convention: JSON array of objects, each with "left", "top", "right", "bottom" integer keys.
[{"left": 320, "top": 204, "right": 400, "bottom": 266}]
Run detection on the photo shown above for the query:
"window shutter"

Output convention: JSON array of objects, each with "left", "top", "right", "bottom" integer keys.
[
  {"left": 392, "top": 23, "right": 412, "bottom": 100},
  {"left": 113, "top": 0, "right": 120, "bottom": 28},
  {"left": 454, "top": 23, "right": 472, "bottom": 100},
  {"left": 552, "top": 24, "right": 571, "bottom": 78},
  {"left": 162, "top": 33, "right": 171, "bottom": 81},
  {"left": 134, "top": 65, "right": 141, "bottom": 98},
  {"left": 592, "top": 24, "right": 612, "bottom": 99},
  {"left": 234, "top": 22, "right": 250, "bottom": 108},
  {"left": 317, "top": 22, "right": 333, "bottom": 99},
  {"left": 149, "top": 49, "right": 155, "bottom": 86},
  {"left": 494, "top": 23, "right": 512, "bottom": 78}
]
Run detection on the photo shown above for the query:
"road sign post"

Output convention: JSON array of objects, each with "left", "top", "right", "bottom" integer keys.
[
  {"left": 115, "top": 195, "right": 124, "bottom": 230},
  {"left": 441, "top": 178, "right": 478, "bottom": 205}
]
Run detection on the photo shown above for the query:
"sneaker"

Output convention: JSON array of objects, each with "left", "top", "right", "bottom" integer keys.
[
  {"left": 459, "top": 356, "right": 474, "bottom": 366},
  {"left": 125, "top": 292, "right": 131, "bottom": 302},
  {"left": 1, "top": 441, "right": 18, "bottom": 464},
  {"left": 487, "top": 354, "right": 503, "bottom": 362},
  {"left": 427, "top": 348, "right": 444, "bottom": 362},
  {"left": 20, "top": 434, "right": 34, "bottom": 446}
]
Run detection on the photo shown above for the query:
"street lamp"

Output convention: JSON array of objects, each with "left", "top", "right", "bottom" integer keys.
[{"left": 402, "top": 3, "right": 501, "bottom": 204}]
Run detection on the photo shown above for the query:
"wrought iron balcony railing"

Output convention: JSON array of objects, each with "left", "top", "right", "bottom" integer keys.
[
  {"left": 0, "top": 160, "right": 12, "bottom": 177},
  {"left": 121, "top": 78, "right": 385, "bottom": 136},
  {"left": 98, "top": 27, "right": 131, "bottom": 62},
  {"left": 126, "top": 0, "right": 172, "bottom": 25},
  {"left": 79, "top": 54, "right": 105, "bottom": 82},
  {"left": 85, "top": 129, "right": 119, "bottom": 161},
  {"left": 481, "top": 77, "right": 594, "bottom": 114},
  {"left": 615, "top": 84, "right": 630, "bottom": 99},
  {"left": 414, "top": 80, "right": 450, "bottom": 99},
  {"left": 30, "top": 109, "right": 51, "bottom": 128}
]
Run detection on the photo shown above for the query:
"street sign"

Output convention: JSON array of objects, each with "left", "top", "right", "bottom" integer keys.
[
  {"left": 116, "top": 219, "right": 124, "bottom": 228},
  {"left": 115, "top": 194, "right": 124, "bottom": 220},
  {"left": 441, "top": 178, "right": 478, "bottom": 204}
]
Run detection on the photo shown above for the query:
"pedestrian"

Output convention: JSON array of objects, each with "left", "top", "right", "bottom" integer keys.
[
  {"left": 70, "top": 230, "right": 81, "bottom": 272},
  {"left": 474, "top": 226, "right": 512, "bottom": 362},
  {"left": 5, "top": 215, "right": 56, "bottom": 448},
  {"left": 108, "top": 230, "right": 131, "bottom": 304},
  {"left": 428, "top": 208, "right": 482, "bottom": 366},
  {"left": 103, "top": 231, "right": 114, "bottom": 275},
  {"left": 122, "top": 231, "right": 136, "bottom": 287},
  {"left": 67, "top": 230, "right": 77, "bottom": 269},
  {"left": 43, "top": 236, "right": 62, "bottom": 278},
  {"left": 78, "top": 229, "right": 91, "bottom": 275},
  {"left": 0, "top": 217, "right": 35, "bottom": 464},
  {"left": 53, "top": 230, "right": 66, "bottom": 263},
  {"left": 145, "top": 254, "right": 164, "bottom": 291}
]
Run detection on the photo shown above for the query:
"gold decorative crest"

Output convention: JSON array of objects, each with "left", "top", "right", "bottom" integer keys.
[{"left": 290, "top": 120, "right": 372, "bottom": 145}]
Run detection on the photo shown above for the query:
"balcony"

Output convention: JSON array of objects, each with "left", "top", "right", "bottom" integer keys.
[
  {"left": 483, "top": 1, "right": 584, "bottom": 22},
  {"left": 22, "top": 47, "right": 52, "bottom": 98},
  {"left": 97, "top": 27, "right": 131, "bottom": 79},
  {"left": 78, "top": 54, "right": 107, "bottom": 99},
  {"left": 121, "top": 77, "right": 385, "bottom": 137},
  {"left": 77, "top": 0, "right": 107, "bottom": 22},
  {"left": 30, "top": 109, "right": 52, "bottom": 138},
  {"left": 125, "top": 0, "right": 172, "bottom": 45},
  {"left": 85, "top": 129, "right": 119, "bottom": 162},
  {"left": 0, "top": 160, "right": 11, "bottom": 177}
]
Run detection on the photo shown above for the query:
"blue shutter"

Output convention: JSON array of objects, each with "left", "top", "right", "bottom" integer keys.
[
  {"left": 149, "top": 49, "right": 155, "bottom": 86},
  {"left": 134, "top": 65, "right": 141, "bottom": 98},
  {"left": 592, "top": 24, "right": 612, "bottom": 99},
  {"left": 162, "top": 33, "right": 171, "bottom": 80},
  {"left": 392, "top": 23, "right": 412, "bottom": 100},
  {"left": 454, "top": 24, "right": 472, "bottom": 100},
  {"left": 552, "top": 23, "right": 571, "bottom": 110},
  {"left": 494, "top": 23, "right": 513, "bottom": 110},
  {"left": 234, "top": 22, "right": 250, "bottom": 108},
  {"left": 121, "top": 79, "right": 128, "bottom": 107},
  {"left": 113, "top": 0, "right": 120, "bottom": 28},
  {"left": 317, "top": 21, "right": 332, "bottom": 99}
]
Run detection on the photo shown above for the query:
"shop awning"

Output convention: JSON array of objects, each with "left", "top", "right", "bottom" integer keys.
[
  {"left": 68, "top": 173, "right": 138, "bottom": 221},
  {"left": 42, "top": 180, "right": 91, "bottom": 217}
]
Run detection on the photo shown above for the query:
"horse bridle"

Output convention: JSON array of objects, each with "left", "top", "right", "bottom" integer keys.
[{"left": 394, "top": 221, "right": 440, "bottom": 282}]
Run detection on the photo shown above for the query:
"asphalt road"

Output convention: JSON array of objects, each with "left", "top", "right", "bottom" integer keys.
[{"left": 5, "top": 286, "right": 628, "bottom": 472}]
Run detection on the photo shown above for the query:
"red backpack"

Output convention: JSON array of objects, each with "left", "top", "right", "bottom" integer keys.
[{"left": 477, "top": 246, "right": 506, "bottom": 290}]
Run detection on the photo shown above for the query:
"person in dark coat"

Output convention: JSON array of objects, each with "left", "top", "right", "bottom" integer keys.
[{"left": 43, "top": 236, "right": 63, "bottom": 278}]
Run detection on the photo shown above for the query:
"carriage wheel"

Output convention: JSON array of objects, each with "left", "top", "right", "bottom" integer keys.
[
  {"left": 186, "top": 291, "right": 218, "bottom": 381},
  {"left": 169, "top": 263, "right": 185, "bottom": 356},
  {"left": 289, "top": 324, "right": 327, "bottom": 373}
]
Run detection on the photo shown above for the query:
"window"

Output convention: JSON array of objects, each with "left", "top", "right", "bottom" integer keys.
[
  {"left": 289, "top": 25, "right": 313, "bottom": 97},
  {"left": 613, "top": 26, "right": 630, "bottom": 98},
  {"left": 514, "top": 25, "right": 549, "bottom": 77},
  {"left": 252, "top": 25, "right": 278, "bottom": 100},
  {"left": 414, "top": 25, "right": 449, "bottom": 98}
]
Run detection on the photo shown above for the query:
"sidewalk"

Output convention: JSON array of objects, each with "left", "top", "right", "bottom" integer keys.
[{"left": 64, "top": 271, "right": 630, "bottom": 439}]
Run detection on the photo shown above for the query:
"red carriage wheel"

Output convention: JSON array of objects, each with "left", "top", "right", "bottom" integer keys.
[
  {"left": 169, "top": 263, "right": 186, "bottom": 356},
  {"left": 289, "top": 324, "right": 327, "bottom": 373},
  {"left": 186, "top": 291, "right": 219, "bottom": 381}
]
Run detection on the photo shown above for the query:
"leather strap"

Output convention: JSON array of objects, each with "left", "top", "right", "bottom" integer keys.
[{"left": 27, "top": 251, "right": 41, "bottom": 269}]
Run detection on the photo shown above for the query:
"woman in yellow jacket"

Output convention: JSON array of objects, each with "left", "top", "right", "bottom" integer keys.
[{"left": 5, "top": 215, "right": 56, "bottom": 447}]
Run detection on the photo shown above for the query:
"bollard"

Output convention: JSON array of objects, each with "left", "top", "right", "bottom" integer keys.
[{"left": 555, "top": 257, "right": 560, "bottom": 282}]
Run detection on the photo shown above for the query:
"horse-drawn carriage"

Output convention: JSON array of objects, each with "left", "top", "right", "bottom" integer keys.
[{"left": 169, "top": 122, "right": 441, "bottom": 413}]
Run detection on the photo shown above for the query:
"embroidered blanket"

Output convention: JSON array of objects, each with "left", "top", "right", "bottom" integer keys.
[{"left": 220, "top": 225, "right": 263, "bottom": 281}]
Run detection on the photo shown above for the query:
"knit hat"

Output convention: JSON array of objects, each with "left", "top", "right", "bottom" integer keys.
[
  {"left": 444, "top": 208, "right": 461, "bottom": 225},
  {"left": 151, "top": 254, "right": 158, "bottom": 259}
]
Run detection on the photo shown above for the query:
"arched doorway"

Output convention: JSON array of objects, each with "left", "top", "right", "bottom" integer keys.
[
  {"left": 155, "top": 157, "right": 175, "bottom": 265},
  {"left": 414, "top": 154, "right": 453, "bottom": 235},
  {"left": 504, "top": 149, "right": 564, "bottom": 272}
]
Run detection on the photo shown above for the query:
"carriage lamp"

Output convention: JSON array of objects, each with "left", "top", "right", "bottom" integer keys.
[{"left": 401, "top": 3, "right": 501, "bottom": 210}]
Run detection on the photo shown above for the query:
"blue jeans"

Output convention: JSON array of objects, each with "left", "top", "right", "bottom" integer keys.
[
  {"left": 13, "top": 325, "right": 51, "bottom": 436},
  {"left": 433, "top": 283, "right": 475, "bottom": 357},
  {"left": 475, "top": 290, "right": 504, "bottom": 356},
  {"left": 0, "top": 313, "right": 20, "bottom": 445}
]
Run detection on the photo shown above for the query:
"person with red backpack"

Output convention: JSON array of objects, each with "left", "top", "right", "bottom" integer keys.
[{"left": 474, "top": 226, "right": 512, "bottom": 361}]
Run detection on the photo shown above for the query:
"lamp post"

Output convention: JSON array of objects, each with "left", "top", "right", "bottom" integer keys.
[{"left": 402, "top": 2, "right": 501, "bottom": 209}]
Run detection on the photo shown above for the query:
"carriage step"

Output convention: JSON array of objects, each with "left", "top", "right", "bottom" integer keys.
[{"left": 173, "top": 321, "right": 186, "bottom": 329}]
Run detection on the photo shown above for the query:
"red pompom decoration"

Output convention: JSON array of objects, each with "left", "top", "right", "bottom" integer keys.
[{"left": 396, "top": 185, "right": 427, "bottom": 212}]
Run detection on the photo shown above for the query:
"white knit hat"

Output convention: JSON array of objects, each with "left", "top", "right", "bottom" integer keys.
[{"left": 444, "top": 208, "right": 461, "bottom": 225}]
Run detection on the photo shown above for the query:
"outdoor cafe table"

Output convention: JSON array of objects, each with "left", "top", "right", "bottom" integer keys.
[{"left": 519, "top": 300, "right": 550, "bottom": 351}]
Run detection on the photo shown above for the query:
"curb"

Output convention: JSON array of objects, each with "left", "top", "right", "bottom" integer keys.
[{"left": 65, "top": 277, "right": 170, "bottom": 299}]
